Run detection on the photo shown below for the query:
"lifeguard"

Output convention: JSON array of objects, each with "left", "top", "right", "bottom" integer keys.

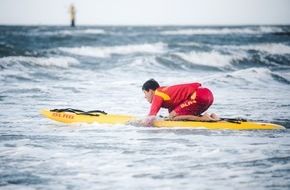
[{"left": 142, "top": 79, "right": 219, "bottom": 126}]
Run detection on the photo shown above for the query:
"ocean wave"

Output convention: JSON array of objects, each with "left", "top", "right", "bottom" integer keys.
[
  {"left": 232, "top": 68, "right": 276, "bottom": 84},
  {"left": 0, "top": 56, "right": 79, "bottom": 68},
  {"left": 59, "top": 43, "right": 166, "bottom": 58},
  {"left": 11, "top": 28, "right": 106, "bottom": 37},
  {"left": 81, "top": 29, "right": 106, "bottom": 35},
  {"left": 175, "top": 42, "right": 204, "bottom": 47},
  {"left": 173, "top": 51, "right": 247, "bottom": 67},
  {"left": 160, "top": 26, "right": 283, "bottom": 35},
  {"left": 218, "top": 43, "right": 290, "bottom": 55},
  {"left": 53, "top": 29, "right": 106, "bottom": 36},
  {"left": 241, "top": 43, "right": 290, "bottom": 55},
  {"left": 212, "top": 68, "right": 289, "bottom": 86}
]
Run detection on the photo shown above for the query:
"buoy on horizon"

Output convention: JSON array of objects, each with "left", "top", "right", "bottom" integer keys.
[{"left": 70, "top": 4, "right": 76, "bottom": 27}]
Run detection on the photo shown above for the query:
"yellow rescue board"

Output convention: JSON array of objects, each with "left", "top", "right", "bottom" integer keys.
[{"left": 40, "top": 109, "right": 285, "bottom": 130}]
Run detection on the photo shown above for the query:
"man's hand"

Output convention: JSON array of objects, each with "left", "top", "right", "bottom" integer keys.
[
  {"left": 168, "top": 110, "right": 177, "bottom": 120},
  {"left": 145, "top": 115, "right": 156, "bottom": 127}
]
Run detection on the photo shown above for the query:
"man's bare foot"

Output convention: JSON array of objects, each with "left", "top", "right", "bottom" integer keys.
[
  {"left": 199, "top": 113, "right": 220, "bottom": 121},
  {"left": 199, "top": 113, "right": 210, "bottom": 121},
  {"left": 210, "top": 113, "right": 220, "bottom": 121}
]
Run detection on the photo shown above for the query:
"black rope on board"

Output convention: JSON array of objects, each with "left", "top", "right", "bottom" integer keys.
[
  {"left": 220, "top": 118, "right": 247, "bottom": 124},
  {"left": 50, "top": 108, "right": 107, "bottom": 117}
]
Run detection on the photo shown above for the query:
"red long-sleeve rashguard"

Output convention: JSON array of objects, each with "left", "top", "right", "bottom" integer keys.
[{"left": 149, "top": 83, "right": 201, "bottom": 115}]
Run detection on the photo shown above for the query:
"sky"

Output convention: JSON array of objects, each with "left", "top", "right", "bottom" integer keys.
[{"left": 0, "top": 0, "right": 289, "bottom": 26}]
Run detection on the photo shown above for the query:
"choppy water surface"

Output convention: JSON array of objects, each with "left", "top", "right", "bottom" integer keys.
[{"left": 0, "top": 25, "right": 290, "bottom": 189}]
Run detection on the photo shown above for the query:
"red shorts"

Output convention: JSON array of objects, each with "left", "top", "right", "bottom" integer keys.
[{"left": 174, "top": 87, "right": 214, "bottom": 116}]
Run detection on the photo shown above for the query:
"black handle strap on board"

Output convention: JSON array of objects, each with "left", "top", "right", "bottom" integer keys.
[
  {"left": 220, "top": 117, "right": 247, "bottom": 124},
  {"left": 50, "top": 108, "right": 107, "bottom": 117}
]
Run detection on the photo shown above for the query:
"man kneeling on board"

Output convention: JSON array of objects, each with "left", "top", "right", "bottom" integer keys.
[{"left": 142, "top": 79, "right": 219, "bottom": 126}]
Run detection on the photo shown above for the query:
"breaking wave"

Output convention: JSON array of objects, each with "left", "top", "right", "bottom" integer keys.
[
  {"left": 0, "top": 56, "right": 79, "bottom": 68},
  {"left": 173, "top": 51, "right": 247, "bottom": 67},
  {"left": 160, "top": 26, "right": 284, "bottom": 35},
  {"left": 59, "top": 43, "right": 166, "bottom": 58}
]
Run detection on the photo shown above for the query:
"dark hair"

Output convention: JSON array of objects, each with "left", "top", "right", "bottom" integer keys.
[{"left": 142, "top": 79, "right": 160, "bottom": 91}]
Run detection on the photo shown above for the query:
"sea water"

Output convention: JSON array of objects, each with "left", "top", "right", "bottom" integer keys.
[{"left": 0, "top": 25, "right": 290, "bottom": 189}]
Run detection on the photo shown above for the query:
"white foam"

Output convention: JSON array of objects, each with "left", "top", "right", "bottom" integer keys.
[
  {"left": 0, "top": 56, "right": 79, "bottom": 68},
  {"left": 259, "top": 26, "right": 284, "bottom": 33},
  {"left": 176, "top": 42, "right": 204, "bottom": 47},
  {"left": 241, "top": 43, "right": 290, "bottom": 55},
  {"left": 82, "top": 29, "right": 106, "bottom": 35},
  {"left": 174, "top": 51, "right": 246, "bottom": 67},
  {"left": 226, "top": 67, "right": 275, "bottom": 85},
  {"left": 59, "top": 43, "right": 166, "bottom": 58},
  {"left": 160, "top": 26, "right": 283, "bottom": 35},
  {"left": 214, "top": 43, "right": 290, "bottom": 56},
  {"left": 28, "top": 29, "right": 106, "bottom": 36}
]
